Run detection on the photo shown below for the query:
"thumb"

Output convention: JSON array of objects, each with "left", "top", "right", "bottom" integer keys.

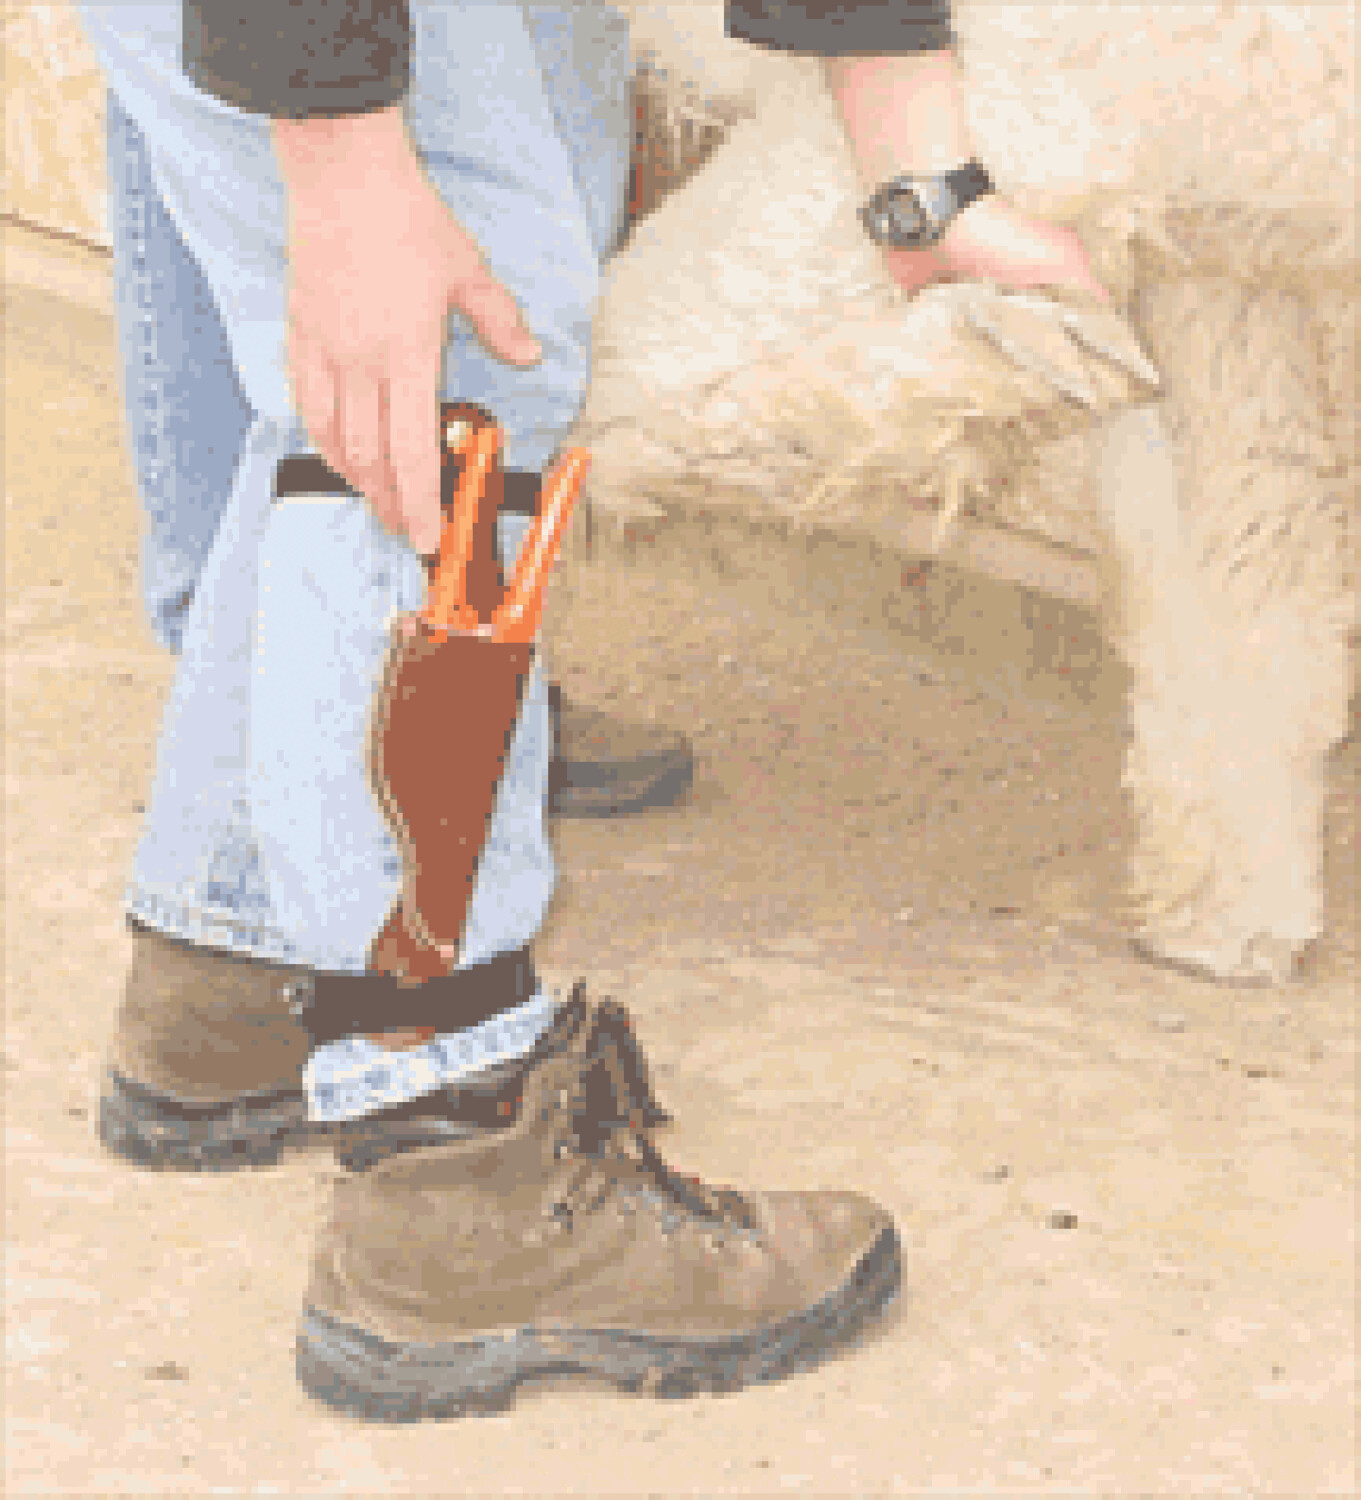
[{"left": 450, "top": 271, "right": 543, "bottom": 368}]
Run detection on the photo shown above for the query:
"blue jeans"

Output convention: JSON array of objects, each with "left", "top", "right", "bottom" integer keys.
[{"left": 83, "top": 3, "right": 633, "bottom": 974}]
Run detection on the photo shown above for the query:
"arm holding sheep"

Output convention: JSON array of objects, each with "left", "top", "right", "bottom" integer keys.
[{"left": 824, "top": 50, "right": 1109, "bottom": 303}]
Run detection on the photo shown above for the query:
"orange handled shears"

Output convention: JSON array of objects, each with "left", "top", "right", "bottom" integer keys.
[{"left": 421, "top": 414, "right": 589, "bottom": 644}]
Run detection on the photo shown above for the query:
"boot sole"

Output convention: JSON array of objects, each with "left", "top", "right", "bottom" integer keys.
[
  {"left": 295, "top": 1224, "right": 901, "bottom": 1422},
  {"left": 548, "top": 754, "right": 694, "bottom": 819},
  {"left": 99, "top": 1067, "right": 321, "bottom": 1171}
]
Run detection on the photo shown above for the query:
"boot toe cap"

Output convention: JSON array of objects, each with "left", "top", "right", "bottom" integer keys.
[{"left": 757, "top": 1188, "right": 898, "bottom": 1291}]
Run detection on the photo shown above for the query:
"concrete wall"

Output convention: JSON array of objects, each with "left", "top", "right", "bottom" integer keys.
[{"left": 4, "top": 2, "right": 107, "bottom": 246}]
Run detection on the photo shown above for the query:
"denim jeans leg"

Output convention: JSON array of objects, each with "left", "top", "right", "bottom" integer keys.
[
  {"left": 106, "top": 89, "right": 283, "bottom": 953},
  {"left": 405, "top": 2, "right": 628, "bottom": 469},
  {"left": 106, "top": 90, "right": 256, "bottom": 656},
  {"left": 80, "top": 2, "right": 631, "bottom": 970},
  {"left": 520, "top": 4, "right": 635, "bottom": 265}
]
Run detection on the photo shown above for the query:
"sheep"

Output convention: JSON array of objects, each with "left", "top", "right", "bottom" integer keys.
[{"left": 567, "top": 1, "right": 1357, "bottom": 986}]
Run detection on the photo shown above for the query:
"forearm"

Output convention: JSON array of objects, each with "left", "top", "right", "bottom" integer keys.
[
  {"left": 824, "top": 51, "right": 975, "bottom": 184},
  {"left": 272, "top": 102, "right": 415, "bottom": 184}
]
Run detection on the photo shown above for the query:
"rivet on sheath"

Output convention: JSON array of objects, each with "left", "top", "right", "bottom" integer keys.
[{"left": 282, "top": 977, "right": 314, "bottom": 1017}]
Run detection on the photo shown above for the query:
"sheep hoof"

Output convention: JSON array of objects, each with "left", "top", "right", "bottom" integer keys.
[{"left": 1130, "top": 928, "right": 1310, "bottom": 987}]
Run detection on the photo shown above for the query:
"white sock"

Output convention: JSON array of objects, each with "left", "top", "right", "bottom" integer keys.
[{"left": 303, "top": 987, "right": 561, "bottom": 1124}]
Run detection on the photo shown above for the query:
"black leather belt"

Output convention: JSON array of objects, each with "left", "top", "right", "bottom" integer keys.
[
  {"left": 286, "top": 945, "right": 539, "bottom": 1048},
  {"left": 273, "top": 455, "right": 543, "bottom": 515}
]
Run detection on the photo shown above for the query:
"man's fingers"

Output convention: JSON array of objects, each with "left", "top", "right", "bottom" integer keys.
[
  {"left": 339, "top": 376, "right": 386, "bottom": 491},
  {"left": 450, "top": 270, "right": 542, "bottom": 367},
  {"left": 386, "top": 357, "right": 444, "bottom": 556},
  {"left": 324, "top": 372, "right": 400, "bottom": 533},
  {"left": 934, "top": 198, "right": 1112, "bottom": 304},
  {"left": 290, "top": 332, "right": 341, "bottom": 470}
]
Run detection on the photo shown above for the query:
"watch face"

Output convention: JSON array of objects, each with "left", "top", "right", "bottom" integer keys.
[
  {"left": 884, "top": 187, "right": 930, "bottom": 243},
  {"left": 862, "top": 166, "right": 992, "bottom": 250}
]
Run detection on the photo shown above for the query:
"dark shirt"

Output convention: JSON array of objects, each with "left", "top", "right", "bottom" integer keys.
[{"left": 184, "top": 2, "right": 955, "bottom": 119}]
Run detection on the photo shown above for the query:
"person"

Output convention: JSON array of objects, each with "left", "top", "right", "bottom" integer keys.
[{"left": 80, "top": 0, "right": 1108, "bottom": 1419}]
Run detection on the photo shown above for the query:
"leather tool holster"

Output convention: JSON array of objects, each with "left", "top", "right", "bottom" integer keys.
[{"left": 365, "top": 403, "right": 534, "bottom": 985}]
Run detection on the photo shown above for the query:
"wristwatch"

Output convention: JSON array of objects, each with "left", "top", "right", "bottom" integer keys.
[{"left": 858, "top": 160, "right": 995, "bottom": 250}]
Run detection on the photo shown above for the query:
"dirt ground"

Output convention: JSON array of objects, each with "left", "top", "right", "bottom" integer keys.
[{"left": 5, "top": 242, "right": 1357, "bottom": 1495}]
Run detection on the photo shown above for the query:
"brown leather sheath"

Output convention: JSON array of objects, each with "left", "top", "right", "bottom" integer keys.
[
  {"left": 365, "top": 401, "right": 533, "bottom": 984},
  {"left": 367, "top": 626, "right": 533, "bottom": 982}
]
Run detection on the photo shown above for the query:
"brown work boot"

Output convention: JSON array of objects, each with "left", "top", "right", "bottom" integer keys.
[
  {"left": 548, "top": 687, "right": 694, "bottom": 818},
  {"left": 98, "top": 923, "right": 319, "bottom": 1170},
  {"left": 296, "top": 988, "right": 901, "bottom": 1420}
]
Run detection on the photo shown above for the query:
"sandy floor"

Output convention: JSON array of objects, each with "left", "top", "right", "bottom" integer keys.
[{"left": 5, "top": 253, "right": 1357, "bottom": 1495}]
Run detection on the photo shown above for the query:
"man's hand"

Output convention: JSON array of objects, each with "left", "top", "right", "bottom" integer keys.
[
  {"left": 882, "top": 195, "right": 1111, "bottom": 303},
  {"left": 273, "top": 106, "right": 542, "bottom": 555}
]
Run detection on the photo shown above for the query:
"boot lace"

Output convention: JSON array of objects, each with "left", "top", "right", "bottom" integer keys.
[{"left": 546, "top": 988, "right": 758, "bottom": 1241}]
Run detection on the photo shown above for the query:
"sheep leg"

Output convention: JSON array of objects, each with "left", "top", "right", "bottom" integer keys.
[{"left": 1096, "top": 280, "right": 1352, "bottom": 984}]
